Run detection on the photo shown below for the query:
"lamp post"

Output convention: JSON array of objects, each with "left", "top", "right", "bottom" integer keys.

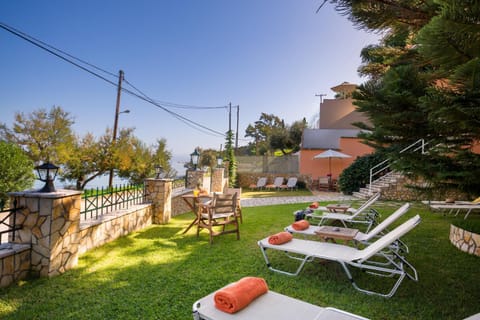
[
  {"left": 190, "top": 148, "right": 200, "bottom": 170},
  {"left": 154, "top": 165, "right": 163, "bottom": 179},
  {"left": 108, "top": 108, "right": 130, "bottom": 188},
  {"left": 216, "top": 154, "right": 223, "bottom": 168},
  {"left": 35, "top": 162, "right": 59, "bottom": 192}
]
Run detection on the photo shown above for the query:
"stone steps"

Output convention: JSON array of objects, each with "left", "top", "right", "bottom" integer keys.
[{"left": 353, "top": 171, "right": 404, "bottom": 199}]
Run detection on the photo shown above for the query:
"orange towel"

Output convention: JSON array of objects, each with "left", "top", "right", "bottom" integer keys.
[
  {"left": 309, "top": 202, "right": 319, "bottom": 209},
  {"left": 214, "top": 277, "right": 269, "bottom": 314},
  {"left": 268, "top": 231, "right": 293, "bottom": 245},
  {"left": 292, "top": 219, "right": 310, "bottom": 231}
]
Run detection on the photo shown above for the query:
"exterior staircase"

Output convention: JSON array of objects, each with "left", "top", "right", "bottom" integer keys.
[
  {"left": 352, "top": 139, "right": 428, "bottom": 199},
  {"left": 352, "top": 171, "right": 404, "bottom": 199}
]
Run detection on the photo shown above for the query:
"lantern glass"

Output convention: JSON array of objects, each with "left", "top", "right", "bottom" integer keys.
[{"left": 34, "top": 162, "right": 59, "bottom": 192}]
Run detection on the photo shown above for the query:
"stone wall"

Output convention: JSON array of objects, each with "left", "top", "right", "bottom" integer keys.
[
  {"left": 78, "top": 204, "right": 152, "bottom": 255},
  {"left": 0, "top": 243, "right": 30, "bottom": 287},
  {"left": 379, "top": 176, "right": 470, "bottom": 201},
  {"left": 1, "top": 179, "right": 173, "bottom": 288},
  {"left": 449, "top": 224, "right": 480, "bottom": 256},
  {"left": 11, "top": 190, "right": 82, "bottom": 278}
]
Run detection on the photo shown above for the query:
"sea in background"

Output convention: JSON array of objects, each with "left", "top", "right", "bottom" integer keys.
[{"left": 32, "top": 154, "right": 189, "bottom": 190}]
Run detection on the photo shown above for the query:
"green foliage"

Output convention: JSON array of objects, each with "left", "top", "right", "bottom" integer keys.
[
  {"left": 245, "top": 113, "right": 307, "bottom": 156},
  {"left": 0, "top": 106, "right": 75, "bottom": 164},
  {"left": 225, "top": 130, "right": 237, "bottom": 187},
  {"left": 338, "top": 153, "right": 385, "bottom": 194},
  {"left": 0, "top": 141, "right": 35, "bottom": 206},
  {"left": 452, "top": 218, "right": 480, "bottom": 234},
  {"left": 2, "top": 106, "right": 175, "bottom": 190},
  {"left": 336, "top": 0, "right": 480, "bottom": 196},
  {"left": 0, "top": 202, "right": 478, "bottom": 319}
]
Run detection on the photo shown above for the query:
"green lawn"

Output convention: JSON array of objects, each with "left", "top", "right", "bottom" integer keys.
[{"left": 0, "top": 201, "right": 478, "bottom": 319}]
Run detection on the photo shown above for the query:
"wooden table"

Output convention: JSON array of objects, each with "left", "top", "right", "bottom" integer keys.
[
  {"left": 326, "top": 204, "right": 351, "bottom": 213},
  {"left": 181, "top": 194, "right": 212, "bottom": 234},
  {"left": 314, "top": 225, "right": 358, "bottom": 243}
]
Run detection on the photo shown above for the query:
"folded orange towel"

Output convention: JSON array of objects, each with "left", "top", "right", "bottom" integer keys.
[
  {"left": 309, "top": 202, "right": 319, "bottom": 209},
  {"left": 292, "top": 219, "right": 310, "bottom": 231},
  {"left": 214, "top": 277, "right": 269, "bottom": 314},
  {"left": 268, "top": 231, "right": 293, "bottom": 245}
]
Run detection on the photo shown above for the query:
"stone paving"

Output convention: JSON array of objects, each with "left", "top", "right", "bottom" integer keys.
[{"left": 241, "top": 191, "right": 356, "bottom": 207}]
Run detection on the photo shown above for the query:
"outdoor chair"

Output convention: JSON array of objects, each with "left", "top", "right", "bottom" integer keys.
[
  {"left": 306, "top": 193, "right": 381, "bottom": 232},
  {"left": 225, "top": 187, "right": 243, "bottom": 223},
  {"left": 310, "top": 192, "right": 380, "bottom": 215},
  {"left": 279, "top": 177, "right": 298, "bottom": 191},
  {"left": 318, "top": 176, "right": 330, "bottom": 191},
  {"left": 266, "top": 177, "right": 284, "bottom": 190},
  {"left": 426, "top": 198, "right": 480, "bottom": 219},
  {"left": 249, "top": 177, "right": 267, "bottom": 190},
  {"left": 192, "top": 279, "right": 369, "bottom": 320},
  {"left": 258, "top": 215, "right": 421, "bottom": 298},
  {"left": 197, "top": 192, "right": 240, "bottom": 244},
  {"left": 286, "top": 203, "right": 411, "bottom": 253}
]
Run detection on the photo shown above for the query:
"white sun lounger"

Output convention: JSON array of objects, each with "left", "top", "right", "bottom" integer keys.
[
  {"left": 287, "top": 203, "right": 411, "bottom": 252},
  {"left": 192, "top": 286, "right": 369, "bottom": 320},
  {"left": 312, "top": 192, "right": 381, "bottom": 214},
  {"left": 428, "top": 203, "right": 480, "bottom": 219},
  {"left": 258, "top": 215, "right": 420, "bottom": 298},
  {"left": 306, "top": 193, "right": 381, "bottom": 232}
]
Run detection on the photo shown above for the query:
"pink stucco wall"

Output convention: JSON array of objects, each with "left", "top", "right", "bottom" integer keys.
[{"left": 299, "top": 137, "right": 374, "bottom": 180}]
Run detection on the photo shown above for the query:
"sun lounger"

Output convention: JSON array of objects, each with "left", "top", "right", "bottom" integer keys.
[
  {"left": 286, "top": 203, "right": 411, "bottom": 251},
  {"left": 249, "top": 177, "right": 267, "bottom": 190},
  {"left": 306, "top": 193, "right": 381, "bottom": 232},
  {"left": 192, "top": 281, "right": 369, "bottom": 319},
  {"left": 427, "top": 202, "right": 480, "bottom": 219},
  {"left": 310, "top": 193, "right": 380, "bottom": 215},
  {"left": 266, "top": 177, "right": 284, "bottom": 190},
  {"left": 258, "top": 215, "right": 421, "bottom": 298}
]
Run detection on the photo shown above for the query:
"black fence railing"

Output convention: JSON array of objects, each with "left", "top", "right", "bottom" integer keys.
[
  {"left": 81, "top": 184, "right": 146, "bottom": 220},
  {"left": 0, "top": 199, "right": 23, "bottom": 244}
]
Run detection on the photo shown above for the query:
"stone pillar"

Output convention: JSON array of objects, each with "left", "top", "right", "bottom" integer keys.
[
  {"left": 186, "top": 170, "right": 211, "bottom": 193},
  {"left": 9, "top": 189, "right": 81, "bottom": 278},
  {"left": 211, "top": 168, "right": 225, "bottom": 193},
  {"left": 145, "top": 178, "right": 172, "bottom": 224}
]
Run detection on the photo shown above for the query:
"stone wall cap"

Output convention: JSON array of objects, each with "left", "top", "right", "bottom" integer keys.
[{"left": 8, "top": 189, "right": 81, "bottom": 198}]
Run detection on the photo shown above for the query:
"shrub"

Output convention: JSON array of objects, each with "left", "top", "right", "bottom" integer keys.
[{"left": 338, "top": 153, "right": 385, "bottom": 195}]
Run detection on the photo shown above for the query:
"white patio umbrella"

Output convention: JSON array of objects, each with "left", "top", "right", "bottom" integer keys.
[{"left": 313, "top": 149, "right": 351, "bottom": 176}]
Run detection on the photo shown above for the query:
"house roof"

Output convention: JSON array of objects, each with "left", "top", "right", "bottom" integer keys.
[{"left": 301, "top": 128, "right": 364, "bottom": 149}]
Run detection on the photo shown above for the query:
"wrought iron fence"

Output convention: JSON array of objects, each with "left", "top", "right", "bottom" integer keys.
[
  {"left": 81, "top": 184, "right": 146, "bottom": 220},
  {"left": 0, "top": 199, "right": 23, "bottom": 244}
]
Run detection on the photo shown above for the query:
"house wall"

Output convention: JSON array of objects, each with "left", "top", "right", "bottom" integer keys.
[
  {"left": 320, "top": 98, "right": 371, "bottom": 129},
  {"left": 299, "top": 137, "right": 374, "bottom": 181}
]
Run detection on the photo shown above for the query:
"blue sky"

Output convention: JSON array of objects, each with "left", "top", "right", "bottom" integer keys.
[{"left": 1, "top": 1, "right": 380, "bottom": 173}]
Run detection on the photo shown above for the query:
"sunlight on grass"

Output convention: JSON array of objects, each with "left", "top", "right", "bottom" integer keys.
[
  {"left": 0, "top": 201, "right": 478, "bottom": 319},
  {"left": 242, "top": 189, "right": 313, "bottom": 198}
]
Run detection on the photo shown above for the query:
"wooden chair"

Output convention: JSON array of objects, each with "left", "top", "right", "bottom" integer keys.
[
  {"left": 225, "top": 187, "right": 243, "bottom": 223},
  {"left": 197, "top": 193, "right": 240, "bottom": 244},
  {"left": 318, "top": 177, "right": 330, "bottom": 191}
]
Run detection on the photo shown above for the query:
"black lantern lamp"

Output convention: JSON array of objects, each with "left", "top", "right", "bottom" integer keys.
[
  {"left": 154, "top": 165, "right": 163, "bottom": 179},
  {"left": 216, "top": 154, "right": 223, "bottom": 167},
  {"left": 190, "top": 148, "right": 200, "bottom": 170},
  {"left": 35, "top": 162, "right": 59, "bottom": 192}
]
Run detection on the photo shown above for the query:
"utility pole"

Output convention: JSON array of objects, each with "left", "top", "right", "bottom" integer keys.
[
  {"left": 228, "top": 102, "right": 232, "bottom": 133},
  {"left": 235, "top": 105, "right": 239, "bottom": 151},
  {"left": 109, "top": 70, "right": 124, "bottom": 189}
]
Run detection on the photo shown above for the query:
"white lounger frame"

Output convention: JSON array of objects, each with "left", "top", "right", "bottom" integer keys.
[
  {"left": 192, "top": 288, "right": 369, "bottom": 320},
  {"left": 259, "top": 215, "right": 420, "bottom": 298},
  {"left": 306, "top": 193, "right": 381, "bottom": 232},
  {"left": 287, "top": 203, "right": 411, "bottom": 253}
]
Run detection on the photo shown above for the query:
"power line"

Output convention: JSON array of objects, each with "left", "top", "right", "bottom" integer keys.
[{"left": 0, "top": 21, "right": 229, "bottom": 139}]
